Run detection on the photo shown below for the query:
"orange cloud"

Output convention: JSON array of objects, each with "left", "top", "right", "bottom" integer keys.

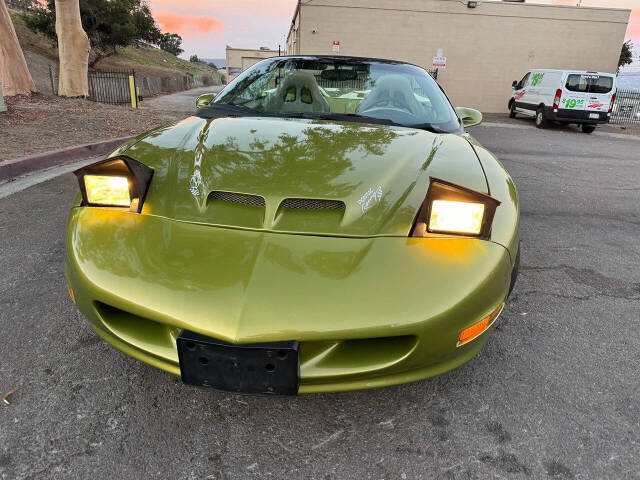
[
  {"left": 155, "top": 12, "right": 224, "bottom": 36},
  {"left": 150, "top": 0, "right": 296, "bottom": 18},
  {"left": 627, "top": 9, "right": 640, "bottom": 40}
]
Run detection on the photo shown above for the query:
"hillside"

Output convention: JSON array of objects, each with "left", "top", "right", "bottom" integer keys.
[{"left": 9, "top": 8, "right": 219, "bottom": 80}]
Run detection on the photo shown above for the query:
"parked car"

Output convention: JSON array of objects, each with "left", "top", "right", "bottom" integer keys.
[
  {"left": 508, "top": 69, "right": 617, "bottom": 133},
  {"left": 66, "top": 56, "right": 519, "bottom": 395}
]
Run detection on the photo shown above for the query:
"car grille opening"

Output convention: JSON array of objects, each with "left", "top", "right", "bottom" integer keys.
[
  {"left": 208, "top": 191, "right": 265, "bottom": 207},
  {"left": 280, "top": 198, "right": 345, "bottom": 210}
]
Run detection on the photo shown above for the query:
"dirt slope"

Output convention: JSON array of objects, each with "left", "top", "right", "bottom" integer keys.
[{"left": 9, "top": 9, "right": 219, "bottom": 79}]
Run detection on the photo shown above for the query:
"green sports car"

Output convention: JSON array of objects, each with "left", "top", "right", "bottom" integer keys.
[{"left": 66, "top": 56, "right": 519, "bottom": 395}]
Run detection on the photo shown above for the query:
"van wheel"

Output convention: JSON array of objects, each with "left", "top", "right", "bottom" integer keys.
[
  {"left": 509, "top": 102, "right": 516, "bottom": 118},
  {"left": 535, "top": 108, "right": 547, "bottom": 129},
  {"left": 581, "top": 124, "right": 596, "bottom": 134}
]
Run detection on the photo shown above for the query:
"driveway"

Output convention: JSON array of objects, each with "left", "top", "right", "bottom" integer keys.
[{"left": 143, "top": 85, "right": 225, "bottom": 114}]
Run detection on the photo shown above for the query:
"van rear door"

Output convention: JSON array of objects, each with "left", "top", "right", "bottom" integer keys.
[{"left": 562, "top": 73, "right": 615, "bottom": 116}]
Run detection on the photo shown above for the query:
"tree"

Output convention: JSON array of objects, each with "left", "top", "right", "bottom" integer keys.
[
  {"left": 55, "top": 0, "right": 88, "bottom": 96},
  {"left": 207, "top": 62, "right": 218, "bottom": 71},
  {"left": 158, "top": 32, "right": 182, "bottom": 56},
  {"left": 24, "top": 0, "right": 178, "bottom": 67},
  {"left": 619, "top": 40, "right": 633, "bottom": 71},
  {"left": 0, "top": 0, "right": 36, "bottom": 95},
  {"left": 189, "top": 54, "right": 200, "bottom": 63}
]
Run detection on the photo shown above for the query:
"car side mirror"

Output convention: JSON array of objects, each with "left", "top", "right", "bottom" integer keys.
[
  {"left": 455, "top": 107, "right": 483, "bottom": 128},
  {"left": 512, "top": 80, "right": 518, "bottom": 88},
  {"left": 196, "top": 93, "right": 216, "bottom": 108}
]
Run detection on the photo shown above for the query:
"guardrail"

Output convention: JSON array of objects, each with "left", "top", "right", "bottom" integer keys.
[{"left": 610, "top": 89, "right": 640, "bottom": 125}]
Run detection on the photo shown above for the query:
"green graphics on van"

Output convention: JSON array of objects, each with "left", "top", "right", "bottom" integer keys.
[
  {"left": 561, "top": 98, "right": 585, "bottom": 109},
  {"left": 531, "top": 73, "right": 545, "bottom": 87}
]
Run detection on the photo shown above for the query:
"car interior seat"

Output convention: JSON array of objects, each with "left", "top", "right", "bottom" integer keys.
[
  {"left": 356, "top": 74, "right": 424, "bottom": 117},
  {"left": 266, "top": 71, "right": 331, "bottom": 114}
]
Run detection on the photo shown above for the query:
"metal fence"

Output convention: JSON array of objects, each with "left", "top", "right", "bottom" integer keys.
[
  {"left": 610, "top": 89, "right": 640, "bottom": 125},
  {"left": 6, "top": 0, "right": 35, "bottom": 12},
  {"left": 313, "top": 68, "right": 439, "bottom": 91},
  {"left": 47, "top": 66, "right": 220, "bottom": 102},
  {"left": 315, "top": 71, "right": 370, "bottom": 90},
  {"left": 88, "top": 70, "right": 135, "bottom": 105}
]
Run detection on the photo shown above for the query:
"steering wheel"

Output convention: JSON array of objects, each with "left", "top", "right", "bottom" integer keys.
[{"left": 362, "top": 96, "right": 413, "bottom": 113}]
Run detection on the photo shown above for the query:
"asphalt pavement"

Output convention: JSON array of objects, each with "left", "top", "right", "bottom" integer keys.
[{"left": 0, "top": 116, "right": 639, "bottom": 479}]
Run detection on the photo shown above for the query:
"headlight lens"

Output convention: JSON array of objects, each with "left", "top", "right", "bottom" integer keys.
[
  {"left": 410, "top": 178, "right": 500, "bottom": 239},
  {"left": 84, "top": 175, "right": 131, "bottom": 206},
  {"left": 74, "top": 156, "right": 154, "bottom": 213},
  {"left": 429, "top": 200, "right": 485, "bottom": 235}
]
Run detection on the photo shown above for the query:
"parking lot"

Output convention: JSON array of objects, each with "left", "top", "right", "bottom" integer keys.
[{"left": 1, "top": 118, "right": 639, "bottom": 479}]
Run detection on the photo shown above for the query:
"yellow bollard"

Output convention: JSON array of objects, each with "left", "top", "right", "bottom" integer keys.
[{"left": 129, "top": 76, "right": 137, "bottom": 109}]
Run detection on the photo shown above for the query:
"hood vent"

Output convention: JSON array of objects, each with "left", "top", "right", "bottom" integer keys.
[
  {"left": 280, "top": 198, "right": 345, "bottom": 211},
  {"left": 208, "top": 190, "right": 265, "bottom": 207}
]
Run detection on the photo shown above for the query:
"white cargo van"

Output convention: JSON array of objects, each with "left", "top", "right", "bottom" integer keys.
[{"left": 508, "top": 69, "right": 617, "bottom": 133}]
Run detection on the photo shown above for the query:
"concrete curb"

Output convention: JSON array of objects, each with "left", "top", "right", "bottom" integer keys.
[{"left": 0, "top": 136, "right": 134, "bottom": 182}]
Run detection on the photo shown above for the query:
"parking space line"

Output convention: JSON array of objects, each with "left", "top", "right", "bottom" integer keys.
[
  {"left": 476, "top": 122, "right": 640, "bottom": 141},
  {"left": 0, "top": 158, "right": 96, "bottom": 200}
]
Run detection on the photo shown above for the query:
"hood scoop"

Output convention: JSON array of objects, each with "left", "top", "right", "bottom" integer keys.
[
  {"left": 204, "top": 191, "right": 346, "bottom": 232},
  {"left": 280, "top": 198, "right": 345, "bottom": 211},
  {"left": 206, "top": 190, "right": 266, "bottom": 229},
  {"left": 274, "top": 197, "right": 346, "bottom": 233},
  {"left": 208, "top": 190, "right": 266, "bottom": 207}
]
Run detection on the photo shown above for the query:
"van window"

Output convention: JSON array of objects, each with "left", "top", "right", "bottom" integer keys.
[
  {"left": 565, "top": 74, "right": 613, "bottom": 94},
  {"left": 517, "top": 73, "right": 530, "bottom": 90}
]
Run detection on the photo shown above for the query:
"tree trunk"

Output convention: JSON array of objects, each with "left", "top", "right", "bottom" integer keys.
[
  {"left": 0, "top": 0, "right": 37, "bottom": 96},
  {"left": 55, "top": 0, "right": 89, "bottom": 97}
]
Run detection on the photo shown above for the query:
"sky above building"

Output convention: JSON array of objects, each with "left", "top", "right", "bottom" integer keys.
[{"left": 147, "top": 0, "right": 639, "bottom": 61}]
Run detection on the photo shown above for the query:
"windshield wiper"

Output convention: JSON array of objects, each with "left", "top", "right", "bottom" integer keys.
[
  {"left": 202, "top": 105, "right": 450, "bottom": 133},
  {"left": 410, "top": 123, "right": 448, "bottom": 134}
]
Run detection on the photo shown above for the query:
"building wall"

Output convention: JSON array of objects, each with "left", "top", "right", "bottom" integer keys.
[
  {"left": 287, "top": 4, "right": 301, "bottom": 55},
  {"left": 225, "top": 47, "right": 279, "bottom": 80},
  {"left": 288, "top": 0, "right": 630, "bottom": 112}
]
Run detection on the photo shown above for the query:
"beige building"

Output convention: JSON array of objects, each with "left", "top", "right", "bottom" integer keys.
[
  {"left": 225, "top": 46, "right": 280, "bottom": 81},
  {"left": 286, "top": 0, "right": 630, "bottom": 112}
]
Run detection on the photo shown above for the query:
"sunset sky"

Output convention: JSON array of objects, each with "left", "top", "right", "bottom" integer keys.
[{"left": 147, "top": 0, "right": 639, "bottom": 61}]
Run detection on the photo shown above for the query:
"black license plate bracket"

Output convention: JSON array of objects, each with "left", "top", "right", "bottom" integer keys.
[{"left": 177, "top": 330, "right": 299, "bottom": 396}]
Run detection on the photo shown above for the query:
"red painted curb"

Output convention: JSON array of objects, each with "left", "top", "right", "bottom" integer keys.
[{"left": 0, "top": 136, "right": 135, "bottom": 182}]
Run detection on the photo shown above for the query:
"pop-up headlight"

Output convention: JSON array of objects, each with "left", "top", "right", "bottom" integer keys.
[
  {"left": 411, "top": 178, "right": 501, "bottom": 239},
  {"left": 74, "top": 156, "right": 153, "bottom": 213}
]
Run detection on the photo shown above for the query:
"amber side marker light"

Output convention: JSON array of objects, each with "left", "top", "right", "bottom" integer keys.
[
  {"left": 67, "top": 285, "right": 75, "bottom": 304},
  {"left": 457, "top": 303, "right": 504, "bottom": 347}
]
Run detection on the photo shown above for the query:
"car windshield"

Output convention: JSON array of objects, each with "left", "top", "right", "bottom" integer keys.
[
  {"left": 565, "top": 74, "right": 614, "bottom": 94},
  {"left": 214, "top": 57, "right": 461, "bottom": 133}
]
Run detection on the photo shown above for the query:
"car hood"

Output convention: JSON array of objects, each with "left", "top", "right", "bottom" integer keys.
[{"left": 123, "top": 116, "right": 488, "bottom": 237}]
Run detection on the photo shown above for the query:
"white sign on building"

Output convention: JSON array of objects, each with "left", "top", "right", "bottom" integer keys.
[
  {"left": 432, "top": 56, "right": 447, "bottom": 68},
  {"left": 332, "top": 41, "right": 340, "bottom": 53},
  {"left": 432, "top": 49, "right": 446, "bottom": 69}
]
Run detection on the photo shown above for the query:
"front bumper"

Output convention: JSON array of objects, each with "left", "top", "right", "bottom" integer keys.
[
  {"left": 548, "top": 107, "right": 610, "bottom": 125},
  {"left": 66, "top": 208, "right": 513, "bottom": 393}
]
